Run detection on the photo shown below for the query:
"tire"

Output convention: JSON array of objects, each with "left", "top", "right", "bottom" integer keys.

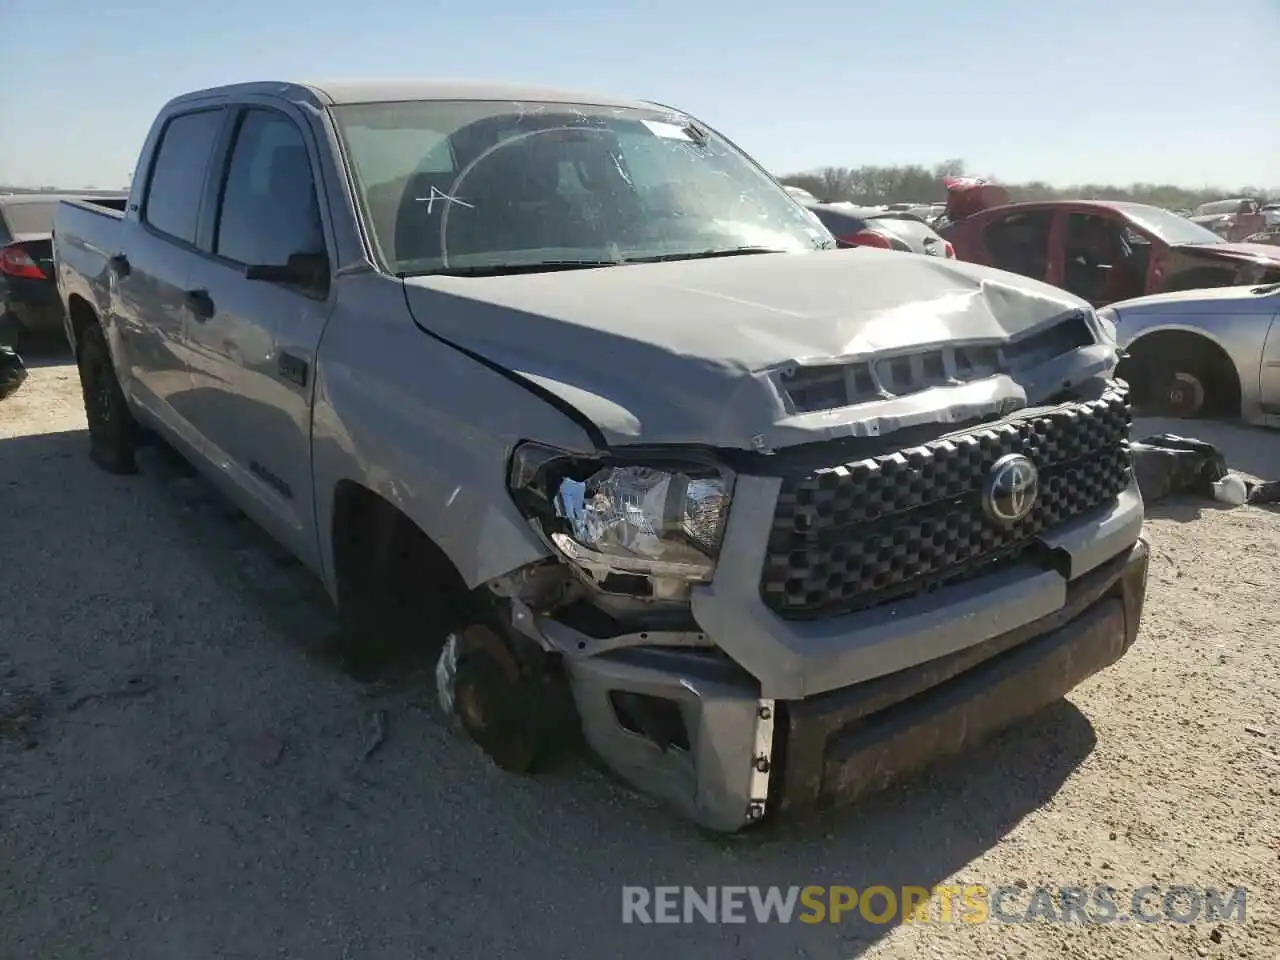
[
  {"left": 1130, "top": 339, "right": 1238, "bottom": 419},
  {"left": 76, "top": 324, "right": 139, "bottom": 474}
]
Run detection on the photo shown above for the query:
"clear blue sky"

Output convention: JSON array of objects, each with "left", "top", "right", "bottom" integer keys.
[{"left": 4, "top": 0, "right": 1278, "bottom": 189}]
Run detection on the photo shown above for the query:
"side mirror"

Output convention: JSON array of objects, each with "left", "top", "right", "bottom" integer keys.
[{"left": 244, "top": 252, "right": 329, "bottom": 293}]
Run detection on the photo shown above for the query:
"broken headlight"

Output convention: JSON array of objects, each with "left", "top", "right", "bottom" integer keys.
[{"left": 508, "top": 443, "right": 731, "bottom": 584}]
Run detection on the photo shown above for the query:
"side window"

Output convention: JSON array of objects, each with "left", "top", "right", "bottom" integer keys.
[
  {"left": 214, "top": 109, "right": 325, "bottom": 268},
  {"left": 983, "top": 211, "right": 1052, "bottom": 280},
  {"left": 143, "top": 109, "right": 225, "bottom": 245}
]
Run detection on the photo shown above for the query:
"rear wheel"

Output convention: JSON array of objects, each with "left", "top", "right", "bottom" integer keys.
[{"left": 76, "top": 324, "right": 138, "bottom": 474}]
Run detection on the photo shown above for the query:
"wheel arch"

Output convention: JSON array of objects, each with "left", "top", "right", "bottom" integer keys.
[
  {"left": 1117, "top": 325, "right": 1242, "bottom": 416},
  {"left": 66, "top": 293, "right": 99, "bottom": 354}
]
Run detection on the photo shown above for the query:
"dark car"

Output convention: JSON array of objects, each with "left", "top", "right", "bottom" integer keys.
[
  {"left": 804, "top": 201, "right": 956, "bottom": 258},
  {"left": 0, "top": 193, "right": 126, "bottom": 346},
  {"left": 938, "top": 191, "right": 1280, "bottom": 307}
]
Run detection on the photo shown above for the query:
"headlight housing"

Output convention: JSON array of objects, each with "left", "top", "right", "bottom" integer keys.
[{"left": 508, "top": 443, "right": 732, "bottom": 586}]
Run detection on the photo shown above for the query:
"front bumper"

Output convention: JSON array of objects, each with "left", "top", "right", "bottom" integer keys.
[{"left": 558, "top": 532, "right": 1148, "bottom": 833}]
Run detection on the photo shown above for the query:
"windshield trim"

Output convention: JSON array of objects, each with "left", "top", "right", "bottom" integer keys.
[{"left": 1123, "top": 207, "right": 1227, "bottom": 247}]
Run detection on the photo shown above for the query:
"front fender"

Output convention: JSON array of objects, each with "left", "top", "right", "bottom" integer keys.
[{"left": 309, "top": 274, "right": 597, "bottom": 601}]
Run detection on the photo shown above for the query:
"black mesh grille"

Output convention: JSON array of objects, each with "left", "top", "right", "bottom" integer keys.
[{"left": 759, "top": 383, "right": 1132, "bottom": 620}]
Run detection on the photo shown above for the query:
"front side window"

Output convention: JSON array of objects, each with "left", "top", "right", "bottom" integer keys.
[
  {"left": 332, "top": 99, "right": 832, "bottom": 275},
  {"left": 144, "top": 109, "right": 225, "bottom": 245},
  {"left": 214, "top": 109, "right": 325, "bottom": 266}
]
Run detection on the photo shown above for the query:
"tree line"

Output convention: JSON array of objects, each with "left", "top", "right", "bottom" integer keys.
[{"left": 778, "top": 160, "right": 1278, "bottom": 210}]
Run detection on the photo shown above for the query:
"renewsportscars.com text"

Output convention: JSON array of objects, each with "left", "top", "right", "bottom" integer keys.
[{"left": 621, "top": 885, "right": 1247, "bottom": 926}]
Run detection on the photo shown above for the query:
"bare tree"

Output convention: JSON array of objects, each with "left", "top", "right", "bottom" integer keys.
[{"left": 778, "top": 161, "right": 1277, "bottom": 208}]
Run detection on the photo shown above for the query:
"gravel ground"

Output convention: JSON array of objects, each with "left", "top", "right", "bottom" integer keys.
[{"left": 2, "top": 357, "right": 1278, "bottom": 960}]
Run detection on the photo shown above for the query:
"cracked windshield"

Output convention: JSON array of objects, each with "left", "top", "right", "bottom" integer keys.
[{"left": 2, "top": 0, "right": 1278, "bottom": 959}]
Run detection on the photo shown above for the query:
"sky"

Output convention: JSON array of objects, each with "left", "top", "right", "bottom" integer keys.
[{"left": 3, "top": 0, "right": 1278, "bottom": 190}]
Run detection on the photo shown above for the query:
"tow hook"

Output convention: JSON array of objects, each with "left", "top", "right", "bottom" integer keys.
[{"left": 746, "top": 698, "right": 776, "bottom": 823}]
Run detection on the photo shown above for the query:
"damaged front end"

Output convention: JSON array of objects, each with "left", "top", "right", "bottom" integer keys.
[{"left": 434, "top": 305, "right": 1146, "bottom": 834}]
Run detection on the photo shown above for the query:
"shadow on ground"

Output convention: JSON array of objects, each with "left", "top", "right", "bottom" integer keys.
[
  {"left": 0, "top": 426, "right": 1100, "bottom": 959},
  {"left": 11, "top": 331, "right": 73, "bottom": 369}
]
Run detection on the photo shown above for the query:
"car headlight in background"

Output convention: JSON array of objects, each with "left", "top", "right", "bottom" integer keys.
[
  {"left": 1091, "top": 306, "right": 1119, "bottom": 347},
  {"left": 508, "top": 443, "right": 732, "bottom": 587}
]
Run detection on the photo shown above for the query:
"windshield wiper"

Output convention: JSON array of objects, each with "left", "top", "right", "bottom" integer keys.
[
  {"left": 403, "top": 260, "right": 621, "bottom": 278},
  {"left": 621, "top": 246, "right": 793, "bottom": 264},
  {"left": 1251, "top": 282, "right": 1280, "bottom": 294}
]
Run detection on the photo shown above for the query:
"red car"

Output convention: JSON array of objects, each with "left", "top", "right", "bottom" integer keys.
[{"left": 937, "top": 182, "right": 1280, "bottom": 307}]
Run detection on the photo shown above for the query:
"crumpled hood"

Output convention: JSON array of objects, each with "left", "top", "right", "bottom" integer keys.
[{"left": 403, "top": 250, "right": 1101, "bottom": 449}]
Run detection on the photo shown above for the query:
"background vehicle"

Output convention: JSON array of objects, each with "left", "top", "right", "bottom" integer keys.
[
  {"left": 1262, "top": 203, "right": 1280, "bottom": 229},
  {"left": 1107, "top": 282, "right": 1280, "bottom": 426},
  {"left": 1189, "top": 198, "right": 1265, "bottom": 241},
  {"left": 0, "top": 193, "right": 125, "bottom": 346},
  {"left": 803, "top": 201, "right": 956, "bottom": 256},
  {"left": 53, "top": 78, "right": 1147, "bottom": 833},
  {"left": 783, "top": 185, "right": 819, "bottom": 204},
  {"left": 940, "top": 195, "right": 1280, "bottom": 306}
]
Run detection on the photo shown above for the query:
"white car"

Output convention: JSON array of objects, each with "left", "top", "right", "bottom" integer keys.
[{"left": 1108, "top": 282, "right": 1280, "bottom": 426}]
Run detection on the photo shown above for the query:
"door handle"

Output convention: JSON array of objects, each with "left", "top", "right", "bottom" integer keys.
[
  {"left": 108, "top": 253, "right": 131, "bottom": 277},
  {"left": 184, "top": 288, "right": 215, "bottom": 321}
]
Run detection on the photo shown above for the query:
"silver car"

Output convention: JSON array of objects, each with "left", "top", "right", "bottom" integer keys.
[{"left": 1107, "top": 281, "right": 1280, "bottom": 427}]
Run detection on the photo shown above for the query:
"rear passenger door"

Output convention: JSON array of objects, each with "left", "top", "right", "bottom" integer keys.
[
  {"left": 180, "top": 103, "right": 334, "bottom": 566},
  {"left": 115, "top": 107, "right": 226, "bottom": 439}
]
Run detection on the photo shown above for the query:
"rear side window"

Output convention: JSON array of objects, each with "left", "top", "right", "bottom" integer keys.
[
  {"left": 213, "top": 109, "right": 325, "bottom": 267},
  {"left": 143, "top": 109, "right": 225, "bottom": 245}
]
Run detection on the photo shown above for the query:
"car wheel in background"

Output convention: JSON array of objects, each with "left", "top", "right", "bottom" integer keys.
[
  {"left": 76, "top": 323, "right": 139, "bottom": 474},
  {"left": 1120, "top": 332, "right": 1241, "bottom": 420}
]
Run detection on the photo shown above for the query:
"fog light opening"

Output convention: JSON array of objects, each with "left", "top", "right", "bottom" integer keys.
[{"left": 609, "top": 691, "right": 690, "bottom": 752}]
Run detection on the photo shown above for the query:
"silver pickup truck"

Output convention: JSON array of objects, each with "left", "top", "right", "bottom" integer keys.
[{"left": 53, "top": 78, "right": 1149, "bottom": 832}]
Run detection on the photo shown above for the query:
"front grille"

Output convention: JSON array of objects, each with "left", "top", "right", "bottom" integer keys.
[
  {"left": 778, "top": 313, "right": 1094, "bottom": 414},
  {"left": 759, "top": 383, "right": 1132, "bottom": 620}
]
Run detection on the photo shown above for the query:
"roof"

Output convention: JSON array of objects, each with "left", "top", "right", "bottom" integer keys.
[
  {"left": 168, "top": 78, "right": 657, "bottom": 111},
  {"left": 970, "top": 199, "right": 1166, "bottom": 217}
]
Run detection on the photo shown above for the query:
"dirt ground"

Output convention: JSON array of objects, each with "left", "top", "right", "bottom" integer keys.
[{"left": 2, "top": 356, "right": 1278, "bottom": 960}]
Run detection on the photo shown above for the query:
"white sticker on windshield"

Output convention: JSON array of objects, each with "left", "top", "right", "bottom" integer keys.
[{"left": 642, "top": 120, "right": 693, "bottom": 141}]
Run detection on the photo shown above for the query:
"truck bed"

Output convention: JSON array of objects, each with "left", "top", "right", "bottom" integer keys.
[{"left": 53, "top": 197, "right": 128, "bottom": 345}]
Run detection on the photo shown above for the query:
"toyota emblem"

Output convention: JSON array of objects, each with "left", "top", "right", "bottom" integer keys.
[{"left": 982, "top": 453, "right": 1040, "bottom": 526}]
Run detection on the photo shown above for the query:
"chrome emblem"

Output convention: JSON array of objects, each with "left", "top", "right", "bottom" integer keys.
[{"left": 982, "top": 453, "right": 1039, "bottom": 526}]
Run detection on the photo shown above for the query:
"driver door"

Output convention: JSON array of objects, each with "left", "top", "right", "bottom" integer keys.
[{"left": 179, "top": 102, "right": 335, "bottom": 566}]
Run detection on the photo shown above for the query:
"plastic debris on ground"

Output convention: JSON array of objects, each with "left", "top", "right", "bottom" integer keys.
[{"left": 1131, "top": 433, "right": 1279, "bottom": 506}]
